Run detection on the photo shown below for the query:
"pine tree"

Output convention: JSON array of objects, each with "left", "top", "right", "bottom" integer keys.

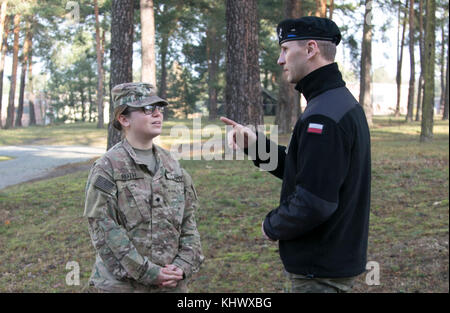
[
  {"left": 225, "top": 0, "right": 263, "bottom": 126},
  {"left": 107, "top": 0, "right": 134, "bottom": 150}
]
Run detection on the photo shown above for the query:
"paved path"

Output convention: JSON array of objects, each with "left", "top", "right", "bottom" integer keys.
[{"left": 0, "top": 145, "right": 105, "bottom": 190}]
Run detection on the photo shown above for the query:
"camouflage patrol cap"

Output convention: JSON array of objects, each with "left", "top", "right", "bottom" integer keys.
[
  {"left": 111, "top": 82, "right": 168, "bottom": 110},
  {"left": 112, "top": 82, "right": 168, "bottom": 130}
]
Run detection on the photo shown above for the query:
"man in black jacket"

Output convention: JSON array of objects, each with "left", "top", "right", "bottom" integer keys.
[{"left": 221, "top": 16, "right": 371, "bottom": 293}]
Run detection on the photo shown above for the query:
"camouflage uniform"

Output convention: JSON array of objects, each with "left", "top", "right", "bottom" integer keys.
[{"left": 83, "top": 82, "right": 204, "bottom": 292}]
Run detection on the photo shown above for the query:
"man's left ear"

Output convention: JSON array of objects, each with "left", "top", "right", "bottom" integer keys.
[{"left": 306, "top": 40, "right": 319, "bottom": 58}]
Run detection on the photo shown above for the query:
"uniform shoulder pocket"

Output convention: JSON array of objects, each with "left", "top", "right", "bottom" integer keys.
[{"left": 94, "top": 175, "right": 116, "bottom": 196}]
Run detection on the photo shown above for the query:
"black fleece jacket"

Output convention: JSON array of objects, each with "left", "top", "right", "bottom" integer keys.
[{"left": 252, "top": 63, "right": 371, "bottom": 278}]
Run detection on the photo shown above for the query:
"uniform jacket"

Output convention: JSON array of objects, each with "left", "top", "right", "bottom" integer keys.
[
  {"left": 253, "top": 63, "right": 371, "bottom": 278},
  {"left": 84, "top": 139, "right": 204, "bottom": 292}
]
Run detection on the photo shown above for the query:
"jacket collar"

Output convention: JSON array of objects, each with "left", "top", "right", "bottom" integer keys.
[
  {"left": 121, "top": 138, "right": 177, "bottom": 178},
  {"left": 294, "top": 62, "right": 346, "bottom": 102},
  {"left": 122, "top": 138, "right": 147, "bottom": 166}
]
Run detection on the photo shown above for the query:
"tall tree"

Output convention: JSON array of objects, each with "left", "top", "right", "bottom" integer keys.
[
  {"left": 0, "top": 0, "right": 7, "bottom": 57},
  {"left": 395, "top": 0, "right": 407, "bottom": 117},
  {"left": 406, "top": 0, "right": 415, "bottom": 122},
  {"left": 94, "top": 0, "right": 104, "bottom": 128},
  {"left": 441, "top": 0, "right": 449, "bottom": 120},
  {"left": 0, "top": 14, "right": 9, "bottom": 128},
  {"left": 329, "top": 0, "right": 334, "bottom": 19},
  {"left": 315, "top": 0, "right": 327, "bottom": 17},
  {"left": 159, "top": 31, "right": 169, "bottom": 100},
  {"left": 416, "top": 0, "right": 425, "bottom": 121},
  {"left": 107, "top": 0, "right": 134, "bottom": 150},
  {"left": 4, "top": 13, "right": 20, "bottom": 129},
  {"left": 439, "top": 15, "right": 447, "bottom": 115},
  {"left": 443, "top": 43, "right": 449, "bottom": 120},
  {"left": 206, "top": 23, "right": 220, "bottom": 120},
  {"left": 15, "top": 19, "right": 32, "bottom": 127},
  {"left": 225, "top": 0, "right": 263, "bottom": 126},
  {"left": 27, "top": 16, "right": 35, "bottom": 126},
  {"left": 359, "top": 0, "right": 373, "bottom": 127},
  {"left": 155, "top": 1, "right": 184, "bottom": 101},
  {"left": 276, "top": 0, "right": 302, "bottom": 134},
  {"left": 420, "top": 0, "right": 436, "bottom": 142},
  {"left": 140, "top": 0, "right": 156, "bottom": 86},
  {"left": 205, "top": 1, "right": 225, "bottom": 121}
]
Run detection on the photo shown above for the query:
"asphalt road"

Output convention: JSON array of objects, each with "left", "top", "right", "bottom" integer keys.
[{"left": 0, "top": 145, "right": 105, "bottom": 190}]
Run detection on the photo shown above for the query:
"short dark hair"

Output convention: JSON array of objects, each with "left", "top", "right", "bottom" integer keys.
[{"left": 297, "top": 39, "right": 337, "bottom": 62}]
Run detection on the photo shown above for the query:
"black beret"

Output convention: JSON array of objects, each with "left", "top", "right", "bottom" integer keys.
[{"left": 277, "top": 16, "right": 341, "bottom": 46}]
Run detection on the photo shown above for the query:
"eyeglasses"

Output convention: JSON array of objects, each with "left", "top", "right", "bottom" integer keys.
[
  {"left": 124, "top": 104, "right": 165, "bottom": 116},
  {"left": 141, "top": 104, "right": 165, "bottom": 115}
]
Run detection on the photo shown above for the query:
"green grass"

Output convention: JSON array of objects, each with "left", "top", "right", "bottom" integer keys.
[
  {"left": 0, "top": 117, "right": 282, "bottom": 148},
  {"left": 0, "top": 116, "right": 448, "bottom": 292},
  {"left": 0, "top": 122, "right": 108, "bottom": 147}
]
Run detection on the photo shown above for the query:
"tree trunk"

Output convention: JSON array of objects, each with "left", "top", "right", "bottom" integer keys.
[
  {"left": 439, "top": 20, "right": 445, "bottom": 115},
  {"left": 0, "top": 14, "right": 9, "bottom": 128},
  {"left": 395, "top": 1, "right": 407, "bottom": 117},
  {"left": 315, "top": 0, "right": 327, "bottom": 17},
  {"left": 329, "top": 0, "right": 334, "bottom": 19},
  {"left": 140, "top": 0, "right": 156, "bottom": 87},
  {"left": 88, "top": 75, "right": 94, "bottom": 123},
  {"left": 359, "top": 0, "right": 373, "bottom": 127},
  {"left": 420, "top": 0, "right": 436, "bottom": 142},
  {"left": 15, "top": 21, "right": 32, "bottom": 127},
  {"left": 275, "top": 0, "right": 302, "bottom": 134},
  {"left": 107, "top": 0, "right": 134, "bottom": 150},
  {"left": 80, "top": 86, "right": 86, "bottom": 122},
  {"left": 416, "top": 0, "right": 425, "bottom": 121},
  {"left": 416, "top": 74, "right": 423, "bottom": 121},
  {"left": 27, "top": 20, "right": 36, "bottom": 127},
  {"left": 94, "top": 0, "right": 104, "bottom": 129},
  {"left": 159, "top": 34, "right": 168, "bottom": 100},
  {"left": 276, "top": 74, "right": 296, "bottom": 134},
  {"left": 225, "top": 0, "right": 263, "bottom": 126},
  {"left": 0, "top": 0, "right": 7, "bottom": 48},
  {"left": 206, "top": 24, "right": 219, "bottom": 121},
  {"left": 4, "top": 14, "right": 20, "bottom": 129},
  {"left": 443, "top": 42, "right": 449, "bottom": 120},
  {"left": 406, "top": 0, "right": 415, "bottom": 122}
]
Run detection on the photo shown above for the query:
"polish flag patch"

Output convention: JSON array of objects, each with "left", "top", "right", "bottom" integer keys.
[{"left": 307, "top": 123, "right": 324, "bottom": 134}]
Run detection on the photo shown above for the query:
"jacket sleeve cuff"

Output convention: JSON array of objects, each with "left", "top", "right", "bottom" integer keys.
[
  {"left": 137, "top": 261, "right": 161, "bottom": 286},
  {"left": 263, "top": 214, "right": 278, "bottom": 241},
  {"left": 173, "top": 257, "right": 193, "bottom": 279}
]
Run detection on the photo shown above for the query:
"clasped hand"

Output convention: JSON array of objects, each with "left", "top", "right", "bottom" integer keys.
[{"left": 156, "top": 264, "right": 184, "bottom": 288}]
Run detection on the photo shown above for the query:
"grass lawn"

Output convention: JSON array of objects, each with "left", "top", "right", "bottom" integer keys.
[{"left": 0, "top": 116, "right": 448, "bottom": 292}]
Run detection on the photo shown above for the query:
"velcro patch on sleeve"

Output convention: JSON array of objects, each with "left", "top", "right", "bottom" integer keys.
[
  {"left": 307, "top": 123, "right": 324, "bottom": 134},
  {"left": 94, "top": 175, "right": 115, "bottom": 195}
]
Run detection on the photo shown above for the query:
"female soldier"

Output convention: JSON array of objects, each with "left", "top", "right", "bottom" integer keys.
[{"left": 83, "top": 82, "right": 203, "bottom": 292}]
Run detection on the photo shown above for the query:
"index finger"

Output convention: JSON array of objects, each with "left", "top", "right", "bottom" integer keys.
[
  {"left": 220, "top": 116, "right": 239, "bottom": 127},
  {"left": 162, "top": 268, "right": 182, "bottom": 276},
  {"left": 161, "top": 273, "right": 183, "bottom": 281}
]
